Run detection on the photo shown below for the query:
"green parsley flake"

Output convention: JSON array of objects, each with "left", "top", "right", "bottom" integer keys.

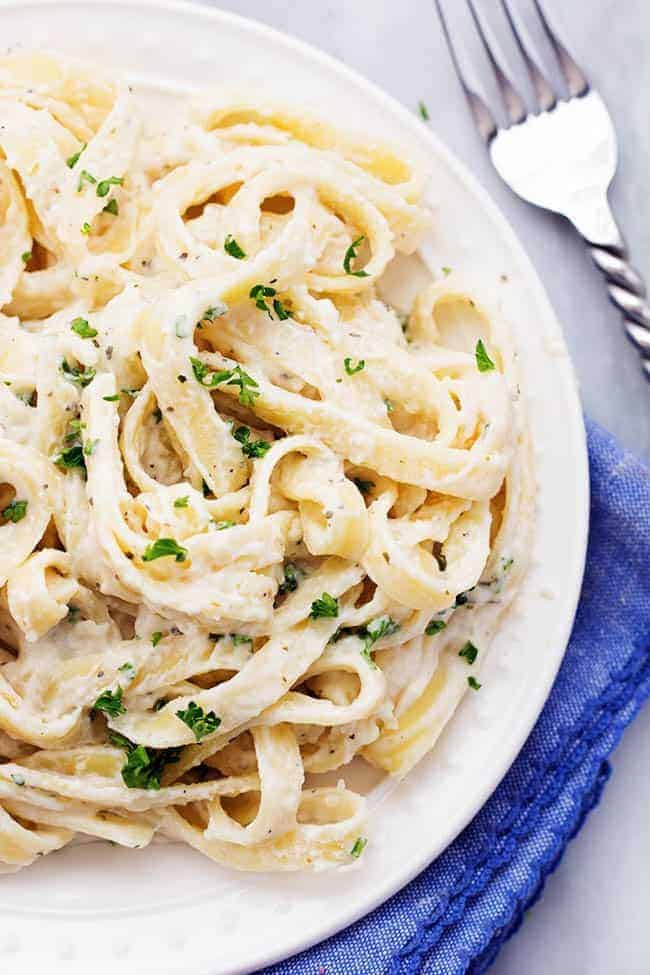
[
  {"left": 310, "top": 592, "right": 339, "bottom": 619},
  {"left": 230, "top": 633, "right": 253, "bottom": 646},
  {"left": 70, "top": 317, "right": 97, "bottom": 339},
  {"left": 151, "top": 631, "right": 163, "bottom": 647},
  {"left": 103, "top": 394, "right": 120, "bottom": 402},
  {"left": 198, "top": 303, "right": 228, "bottom": 325},
  {"left": 350, "top": 836, "right": 368, "bottom": 858},
  {"left": 81, "top": 222, "right": 92, "bottom": 235},
  {"left": 467, "top": 675, "right": 482, "bottom": 691},
  {"left": 458, "top": 641, "right": 479, "bottom": 665},
  {"left": 360, "top": 616, "right": 400, "bottom": 668},
  {"left": 175, "top": 701, "right": 221, "bottom": 741},
  {"left": 96, "top": 176, "right": 123, "bottom": 198},
  {"left": 190, "top": 357, "right": 260, "bottom": 407},
  {"left": 214, "top": 520, "right": 236, "bottom": 530},
  {"left": 232, "top": 425, "right": 271, "bottom": 458},
  {"left": 83, "top": 438, "right": 99, "bottom": 456},
  {"left": 442, "top": 266, "right": 452, "bottom": 276},
  {"left": 66, "top": 142, "right": 87, "bottom": 169},
  {"left": 278, "top": 562, "right": 301, "bottom": 595},
  {"left": 344, "top": 357, "right": 365, "bottom": 375},
  {"left": 92, "top": 687, "right": 126, "bottom": 717},
  {"left": 224, "top": 234, "right": 246, "bottom": 259},
  {"left": 1, "top": 499, "right": 28, "bottom": 523},
  {"left": 418, "top": 100, "right": 430, "bottom": 121},
  {"left": 343, "top": 236, "right": 369, "bottom": 277},
  {"left": 425, "top": 619, "right": 446, "bottom": 637},
  {"left": 109, "top": 735, "right": 181, "bottom": 790},
  {"left": 77, "top": 169, "right": 97, "bottom": 191},
  {"left": 173, "top": 496, "right": 189, "bottom": 508},
  {"left": 142, "top": 538, "right": 188, "bottom": 563},
  {"left": 103, "top": 197, "right": 119, "bottom": 215},
  {"left": 21, "top": 251, "right": 32, "bottom": 265},
  {"left": 475, "top": 339, "right": 496, "bottom": 372},
  {"left": 249, "top": 284, "right": 291, "bottom": 320},
  {"left": 118, "top": 662, "right": 136, "bottom": 682},
  {"left": 55, "top": 443, "right": 86, "bottom": 472}
]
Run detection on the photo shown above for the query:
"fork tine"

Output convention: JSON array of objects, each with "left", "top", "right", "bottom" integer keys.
[
  {"left": 532, "top": 0, "right": 589, "bottom": 97},
  {"left": 434, "top": 0, "right": 497, "bottom": 143},
  {"left": 500, "top": 0, "right": 557, "bottom": 111},
  {"left": 466, "top": 0, "right": 527, "bottom": 126}
]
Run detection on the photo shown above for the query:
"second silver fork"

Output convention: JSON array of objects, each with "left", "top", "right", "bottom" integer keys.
[{"left": 436, "top": 0, "right": 650, "bottom": 380}]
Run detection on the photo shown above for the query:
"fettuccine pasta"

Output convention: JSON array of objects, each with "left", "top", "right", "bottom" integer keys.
[{"left": 0, "top": 52, "right": 533, "bottom": 873}]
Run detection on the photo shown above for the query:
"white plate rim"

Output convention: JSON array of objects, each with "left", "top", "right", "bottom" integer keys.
[{"left": 0, "top": 1, "right": 590, "bottom": 972}]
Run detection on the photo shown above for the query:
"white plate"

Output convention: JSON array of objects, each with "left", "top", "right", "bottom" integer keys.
[{"left": 0, "top": 2, "right": 589, "bottom": 972}]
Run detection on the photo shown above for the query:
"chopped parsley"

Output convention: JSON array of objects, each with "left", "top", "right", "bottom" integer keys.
[
  {"left": 70, "top": 317, "right": 97, "bottom": 339},
  {"left": 425, "top": 619, "right": 446, "bottom": 636},
  {"left": 250, "top": 283, "right": 276, "bottom": 315},
  {"left": 475, "top": 339, "right": 495, "bottom": 372},
  {"left": 21, "top": 250, "right": 32, "bottom": 265},
  {"left": 467, "top": 675, "right": 482, "bottom": 691},
  {"left": 142, "top": 537, "right": 188, "bottom": 563},
  {"left": 83, "top": 438, "right": 99, "bottom": 456},
  {"left": 310, "top": 592, "right": 339, "bottom": 619},
  {"left": 350, "top": 836, "right": 368, "bottom": 858},
  {"left": 360, "top": 616, "right": 400, "bottom": 667},
  {"left": 103, "top": 197, "right": 119, "bottom": 215},
  {"left": 230, "top": 633, "right": 253, "bottom": 646},
  {"left": 55, "top": 443, "right": 86, "bottom": 471},
  {"left": 81, "top": 221, "right": 92, "bottom": 235},
  {"left": 224, "top": 234, "right": 246, "bottom": 259},
  {"left": 151, "top": 631, "right": 163, "bottom": 647},
  {"left": 214, "top": 520, "right": 236, "bottom": 530},
  {"left": 278, "top": 562, "right": 301, "bottom": 595},
  {"left": 343, "top": 236, "right": 369, "bottom": 277},
  {"left": 108, "top": 733, "right": 181, "bottom": 790},
  {"left": 418, "top": 100, "right": 430, "bottom": 121},
  {"left": 92, "top": 687, "right": 126, "bottom": 717},
  {"left": 232, "top": 425, "right": 271, "bottom": 458},
  {"left": 249, "top": 284, "right": 291, "bottom": 320},
  {"left": 1, "top": 499, "right": 27, "bottom": 523},
  {"left": 96, "top": 176, "right": 124, "bottom": 198},
  {"left": 66, "top": 142, "right": 87, "bottom": 169},
  {"left": 198, "top": 303, "right": 228, "bottom": 325},
  {"left": 190, "top": 357, "right": 260, "bottom": 407},
  {"left": 77, "top": 169, "right": 97, "bottom": 191},
  {"left": 118, "top": 662, "right": 136, "bottom": 682},
  {"left": 175, "top": 701, "right": 221, "bottom": 741},
  {"left": 103, "top": 394, "right": 120, "bottom": 402},
  {"left": 353, "top": 477, "right": 374, "bottom": 495},
  {"left": 458, "top": 641, "right": 479, "bottom": 665},
  {"left": 173, "top": 496, "right": 189, "bottom": 508},
  {"left": 442, "top": 265, "right": 452, "bottom": 277},
  {"left": 344, "top": 357, "right": 365, "bottom": 375},
  {"left": 60, "top": 359, "right": 96, "bottom": 388}
]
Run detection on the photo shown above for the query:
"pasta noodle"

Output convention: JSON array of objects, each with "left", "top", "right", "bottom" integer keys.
[{"left": 0, "top": 52, "right": 533, "bottom": 873}]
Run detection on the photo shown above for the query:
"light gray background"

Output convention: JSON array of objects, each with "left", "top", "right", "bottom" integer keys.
[{"left": 197, "top": 1, "right": 649, "bottom": 972}]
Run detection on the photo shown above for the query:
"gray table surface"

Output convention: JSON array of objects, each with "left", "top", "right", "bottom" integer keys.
[{"left": 199, "top": 1, "right": 649, "bottom": 971}]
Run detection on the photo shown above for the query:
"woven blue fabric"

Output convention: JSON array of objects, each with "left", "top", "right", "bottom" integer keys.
[{"left": 260, "top": 419, "right": 650, "bottom": 975}]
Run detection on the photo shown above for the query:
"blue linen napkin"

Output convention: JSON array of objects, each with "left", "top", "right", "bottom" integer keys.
[{"left": 261, "top": 419, "right": 650, "bottom": 975}]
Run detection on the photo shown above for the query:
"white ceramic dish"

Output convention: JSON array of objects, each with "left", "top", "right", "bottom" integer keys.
[{"left": 0, "top": 1, "right": 589, "bottom": 972}]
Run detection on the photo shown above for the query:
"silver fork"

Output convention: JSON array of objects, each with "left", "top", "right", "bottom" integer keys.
[{"left": 435, "top": 0, "right": 650, "bottom": 380}]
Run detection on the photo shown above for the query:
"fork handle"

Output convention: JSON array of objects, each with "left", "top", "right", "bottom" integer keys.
[{"left": 587, "top": 240, "right": 650, "bottom": 380}]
